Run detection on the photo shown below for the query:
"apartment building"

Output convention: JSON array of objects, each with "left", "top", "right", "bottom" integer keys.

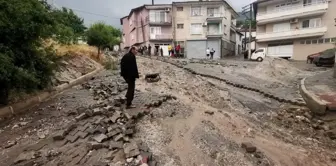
[
  {"left": 254, "top": 0, "right": 335, "bottom": 60},
  {"left": 120, "top": 4, "right": 173, "bottom": 55},
  {"left": 172, "top": 0, "right": 238, "bottom": 59}
]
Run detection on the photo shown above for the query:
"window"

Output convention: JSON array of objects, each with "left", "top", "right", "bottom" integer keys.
[
  {"left": 191, "top": 7, "right": 202, "bottom": 16},
  {"left": 312, "top": 39, "right": 317, "bottom": 44},
  {"left": 207, "top": 8, "right": 219, "bottom": 16},
  {"left": 306, "top": 40, "right": 311, "bottom": 44},
  {"left": 190, "top": 23, "right": 202, "bottom": 34},
  {"left": 318, "top": 39, "right": 324, "bottom": 44},
  {"left": 255, "top": 49, "right": 264, "bottom": 53},
  {"left": 332, "top": 38, "right": 336, "bottom": 43},
  {"left": 300, "top": 41, "right": 305, "bottom": 44},
  {"left": 325, "top": 38, "right": 331, "bottom": 43},
  {"left": 273, "top": 23, "right": 290, "bottom": 32},
  {"left": 302, "top": 18, "right": 321, "bottom": 28},
  {"left": 149, "top": 10, "right": 167, "bottom": 23},
  {"left": 177, "top": 24, "right": 184, "bottom": 29},
  {"left": 150, "top": 27, "right": 161, "bottom": 34},
  {"left": 177, "top": 7, "right": 183, "bottom": 11}
]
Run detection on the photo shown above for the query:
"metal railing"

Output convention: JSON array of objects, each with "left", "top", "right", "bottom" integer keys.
[
  {"left": 258, "top": 0, "right": 327, "bottom": 16},
  {"left": 258, "top": 24, "right": 325, "bottom": 35},
  {"left": 145, "top": 16, "right": 172, "bottom": 23},
  {"left": 207, "top": 12, "right": 224, "bottom": 17},
  {"left": 150, "top": 34, "right": 173, "bottom": 40}
]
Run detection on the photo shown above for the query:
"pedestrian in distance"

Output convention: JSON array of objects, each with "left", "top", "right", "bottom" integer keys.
[
  {"left": 206, "top": 47, "right": 210, "bottom": 59},
  {"left": 148, "top": 44, "right": 152, "bottom": 56},
  {"left": 120, "top": 46, "right": 139, "bottom": 109},
  {"left": 210, "top": 48, "right": 215, "bottom": 59}
]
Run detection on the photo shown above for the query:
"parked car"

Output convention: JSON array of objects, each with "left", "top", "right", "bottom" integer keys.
[
  {"left": 307, "top": 53, "right": 321, "bottom": 64},
  {"left": 312, "top": 52, "right": 335, "bottom": 67}
]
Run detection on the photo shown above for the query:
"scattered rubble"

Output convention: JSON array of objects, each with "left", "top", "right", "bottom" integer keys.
[{"left": 145, "top": 73, "right": 160, "bottom": 83}]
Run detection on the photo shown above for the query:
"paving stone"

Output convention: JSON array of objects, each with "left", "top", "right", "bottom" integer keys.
[
  {"left": 65, "top": 123, "right": 77, "bottom": 134},
  {"left": 93, "top": 108, "right": 103, "bottom": 116},
  {"left": 107, "top": 129, "right": 122, "bottom": 138},
  {"left": 92, "top": 134, "right": 108, "bottom": 143},
  {"left": 124, "top": 129, "right": 134, "bottom": 135},
  {"left": 109, "top": 141, "right": 124, "bottom": 150},
  {"left": 77, "top": 123, "right": 90, "bottom": 132},
  {"left": 107, "top": 125, "right": 119, "bottom": 133},
  {"left": 85, "top": 109, "right": 94, "bottom": 117},
  {"left": 124, "top": 113, "right": 132, "bottom": 120},
  {"left": 68, "top": 128, "right": 79, "bottom": 136},
  {"left": 23, "top": 138, "right": 52, "bottom": 151},
  {"left": 94, "top": 117, "right": 105, "bottom": 125},
  {"left": 241, "top": 142, "right": 257, "bottom": 153},
  {"left": 95, "top": 126, "right": 107, "bottom": 134},
  {"left": 14, "top": 151, "right": 36, "bottom": 164},
  {"left": 77, "top": 131, "right": 89, "bottom": 139},
  {"left": 126, "top": 149, "right": 140, "bottom": 158},
  {"left": 75, "top": 113, "right": 88, "bottom": 121},
  {"left": 54, "top": 139, "right": 68, "bottom": 147},
  {"left": 124, "top": 142, "right": 138, "bottom": 154},
  {"left": 104, "top": 151, "right": 116, "bottom": 160},
  {"left": 66, "top": 134, "right": 79, "bottom": 143},
  {"left": 114, "top": 134, "right": 124, "bottom": 142},
  {"left": 87, "top": 142, "right": 106, "bottom": 150},
  {"left": 52, "top": 130, "right": 67, "bottom": 141},
  {"left": 110, "top": 114, "right": 121, "bottom": 123},
  {"left": 112, "top": 149, "right": 126, "bottom": 163}
]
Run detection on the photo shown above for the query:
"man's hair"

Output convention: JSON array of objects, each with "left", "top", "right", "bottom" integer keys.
[{"left": 129, "top": 46, "right": 136, "bottom": 53}]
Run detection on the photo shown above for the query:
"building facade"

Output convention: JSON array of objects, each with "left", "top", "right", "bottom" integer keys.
[
  {"left": 172, "top": 0, "right": 238, "bottom": 59},
  {"left": 254, "top": 0, "right": 336, "bottom": 60},
  {"left": 120, "top": 4, "right": 173, "bottom": 55}
]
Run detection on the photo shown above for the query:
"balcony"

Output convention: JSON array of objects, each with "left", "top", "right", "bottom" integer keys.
[
  {"left": 206, "top": 32, "right": 222, "bottom": 38},
  {"left": 206, "top": 13, "right": 224, "bottom": 23},
  {"left": 149, "top": 34, "right": 173, "bottom": 41},
  {"left": 257, "top": 1, "right": 328, "bottom": 25},
  {"left": 256, "top": 26, "right": 327, "bottom": 42},
  {"left": 146, "top": 16, "right": 172, "bottom": 26}
]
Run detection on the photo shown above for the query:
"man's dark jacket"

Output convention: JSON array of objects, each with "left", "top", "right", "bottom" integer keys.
[{"left": 120, "top": 52, "right": 139, "bottom": 80}]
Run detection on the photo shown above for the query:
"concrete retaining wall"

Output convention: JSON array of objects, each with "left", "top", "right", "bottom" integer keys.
[
  {"left": 299, "top": 78, "right": 327, "bottom": 115},
  {"left": 0, "top": 61, "right": 103, "bottom": 118}
]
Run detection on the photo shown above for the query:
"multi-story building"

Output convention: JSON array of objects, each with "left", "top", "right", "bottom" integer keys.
[
  {"left": 172, "top": 0, "right": 238, "bottom": 59},
  {"left": 254, "top": 0, "right": 335, "bottom": 60},
  {"left": 120, "top": 4, "right": 173, "bottom": 55}
]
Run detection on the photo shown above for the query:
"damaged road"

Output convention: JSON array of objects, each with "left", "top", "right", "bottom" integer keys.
[{"left": 0, "top": 57, "right": 335, "bottom": 166}]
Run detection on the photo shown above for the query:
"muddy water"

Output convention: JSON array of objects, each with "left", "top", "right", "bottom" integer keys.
[{"left": 135, "top": 57, "right": 335, "bottom": 166}]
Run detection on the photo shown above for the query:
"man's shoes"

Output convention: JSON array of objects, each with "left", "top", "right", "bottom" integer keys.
[{"left": 126, "top": 105, "right": 136, "bottom": 109}]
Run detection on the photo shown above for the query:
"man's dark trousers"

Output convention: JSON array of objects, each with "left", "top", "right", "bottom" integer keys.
[{"left": 124, "top": 78, "right": 135, "bottom": 106}]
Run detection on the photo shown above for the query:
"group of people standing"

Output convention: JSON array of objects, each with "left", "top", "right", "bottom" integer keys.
[
  {"left": 137, "top": 45, "right": 151, "bottom": 56},
  {"left": 168, "top": 44, "right": 181, "bottom": 58},
  {"left": 206, "top": 47, "right": 216, "bottom": 59}
]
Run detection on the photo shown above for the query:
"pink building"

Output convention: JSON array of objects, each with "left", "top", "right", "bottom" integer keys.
[{"left": 120, "top": 4, "right": 173, "bottom": 55}]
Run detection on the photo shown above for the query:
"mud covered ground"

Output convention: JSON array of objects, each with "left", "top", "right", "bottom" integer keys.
[{"left": 0, "top": 57, "right": 335, "bottom": 166}]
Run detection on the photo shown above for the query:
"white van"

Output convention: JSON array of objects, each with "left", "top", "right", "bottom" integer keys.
[{"left": 250, "top": 47, "right": 292, "bottom": 62}]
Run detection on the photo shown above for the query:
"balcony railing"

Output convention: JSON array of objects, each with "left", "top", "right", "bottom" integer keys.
[
  {"left": 207, "top": 12, "right": 224, "bottom": 18},
  {"left": 257, "top": 1, "right": 328, "bottom": 24},
  {"left": 146, "top": 16, "right": 172, "bottom": 25},
  {"left": 206, "top": 31, "right": 222, "bottom": 37},
  {"left": 149, "top": 34, "right": 173, "bottom": 40},
  {"left": 258, "top": 1, "right": 327, "bottom": 16},
  {"left": 257, "top": 26, "right": 327, "bottom": 42}
]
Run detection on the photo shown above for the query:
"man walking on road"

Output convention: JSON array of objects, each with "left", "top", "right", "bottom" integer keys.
[
  {"left": 206, "top": 48, "right": 210, "bottom": 59},
  {"left": 120, "top": 46, "right": 139, "bottom": 109},
  {"left": 210, "top": 48, "right": 215, "bottom": 59}
]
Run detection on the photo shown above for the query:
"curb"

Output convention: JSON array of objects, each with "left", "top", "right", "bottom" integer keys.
[
  {"left": 0, "top": 62, "right": 104, "bottom": 118},
  {"left": 299, "top": 78, "right": 327, "bottom": 115},
  {"left": 142, "top": 56, "right": 306, "bottom": 107}
]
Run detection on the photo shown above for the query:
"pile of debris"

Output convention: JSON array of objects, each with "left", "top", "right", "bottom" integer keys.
[{"left": 273, "top": 106, "right": 336, "bottom": 144}]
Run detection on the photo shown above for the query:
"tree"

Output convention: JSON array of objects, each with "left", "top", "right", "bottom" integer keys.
[
  {"left": 237, "top": 19, "right": 256, "bottom": 29},
  {"left": 86, "top": 22, "right": 121, "bottom": 55},
  {"left": 51, "top": 7, "right": 87, "bottom": 44},
  {"left": 0, "top": 0, "right": 60, "bottom": 104}
]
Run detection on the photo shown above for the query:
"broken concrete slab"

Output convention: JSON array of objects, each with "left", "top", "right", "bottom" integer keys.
[
  {"left": 52, "top": 130, "right": 67, "bottom": 141},
  {"left": 75, "top": 113, "right": 87, "bottom": 121},
  {"left": 114, "top": 134, "right": 124, "bottom": 142},
  {"left": 109, "top": 141, "right": 124, "bottom": 150},
  {"left": 87, "top": 142, "right": 106, "bottom": 150}
]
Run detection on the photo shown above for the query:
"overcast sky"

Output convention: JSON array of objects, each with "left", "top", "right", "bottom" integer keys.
[{"left": 50, "top": 0, "right": 253, "bottom": 28}]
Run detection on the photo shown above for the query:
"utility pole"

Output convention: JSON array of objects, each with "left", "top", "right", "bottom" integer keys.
[
  {"left": 242, "top": 4, "right": 252, "bottom": 59},
  {"left": 248, "top": 3, "right": 252, "bottom": 59}
]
